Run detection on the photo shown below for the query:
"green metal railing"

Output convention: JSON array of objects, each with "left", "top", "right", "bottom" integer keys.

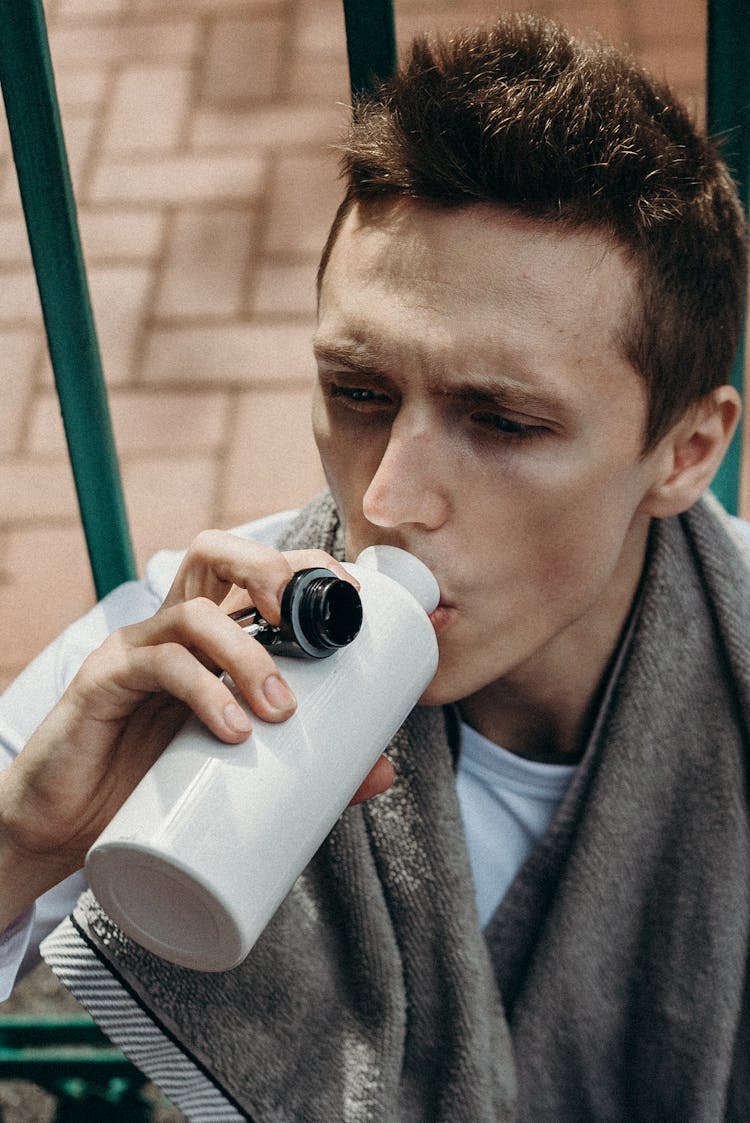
[
  {"left": 708, "top": 0, "right": 750, "bottom": 514},
  {"left": 343, "top": 0, "right": 397, "bottom": 96},
  {"left": 0, "top": 1017, "right": 153, "bottom": 1121},
  {"left": 0, "top": 0, "right": 136, "bottom": 598}
]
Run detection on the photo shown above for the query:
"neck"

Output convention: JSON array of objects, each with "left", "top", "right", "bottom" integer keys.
[{"left": 459, "top": 650, "right": 617, "bottom": 763}]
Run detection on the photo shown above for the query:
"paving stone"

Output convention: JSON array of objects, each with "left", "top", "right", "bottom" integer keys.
[
  {"left": 286, "top": 1, "right": 350, "bottom": 102},
  {"left": 0, "top": 156, "right": 24, "bottom": 211},
  {"left": 263, "top": 152, "right": 342, "bottom": 257},
  {"left": 155, "top": 206, "right": 255, "bottom": 318},
  {"left": 28, "top": 388, "right": 230, "bottom": 455},
  {"left": 77, "top": 207, "right": 165, "bottom": 261},
  {"left": 395, "top": 0, "right": 522, "bottom": 40},
  {"left": 22, "top": 263, "right": 148, "bottom": 387},
  {"left": 91, "top": 150, "right": 267, "bottom": 204},
  {"left": 0, "top": 218, "right": 31, "bottom": 266},
  {"left": 134, "top": 0, "right": 286, "bottom": 10},
  {"left": 293, "top": 0, "right": 350, "bottom": 60},
  {"left": 48, "top": 19, "right": 200, "bottom": 66},
  {"left": 0, "top": 522, "right": 96, "bottom": 678},
  {"left": 122, "top": 453, "right": 220, "bottom": 567},
  {"left": 220, "top": 386, "right": 327, "bottom": 526},
  {"left": 191, "top": 103, "right": 347, "bottom": 151},
  {"left": 56, "top": 110, "right": 98, "bottom": 192},
  {"left": 104, "top": 63, "right": 194, "bottom": 152},
  {"left": 0, "top": 459, "right": 79, "bottom": 521},
  {"left": 58, "top": 0, "right": 127, "bottom": 17},
  {"left": 543, "top": 1, "right": 629, "bottom": 44},
  {"left": 0, "top": 270, "right": 42, "bottom": 323},
  {"left": 141, "top": 320, "right": 317, "bottom": 386},
  {"left": 202, "top": 15, "right": 285, "bottom": 105},
  {"left": 286, "top": 52, "right": 350, "bottom": 103},
  {"left": 0, "top": 105, "right": 12, "bottom": 152},
  {"left": 250, "top": 259, "right": 318, "bottom": 318},
  {"left": 87, "top": 263, "right": 153, "bottom": 384},
  {"left": 54, "top": 66, "right": 109, "bottom": 112},
  {"left": 0, "top": 332, "right": 41, "bottom": 457},
  {"left": 629, "top": 0, "right": 705, "bottom": 43},
  {"left": 638, "top": 45, "right": 706, "bottom": 100}
]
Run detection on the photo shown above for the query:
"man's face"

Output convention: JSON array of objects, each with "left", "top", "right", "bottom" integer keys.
[{"left": 312, "top": 201, "right": 670, "bottom": 708}]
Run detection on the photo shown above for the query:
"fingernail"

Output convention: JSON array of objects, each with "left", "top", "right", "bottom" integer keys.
[
  {"left": 224, "top": 701, "right": 252, "bottom": 735},
  {"left": 263, "top": 674, "right": 296, "bottom": 712}
]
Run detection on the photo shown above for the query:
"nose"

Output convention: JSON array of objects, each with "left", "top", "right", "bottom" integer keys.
[{"left": 362, "top": 414, "right": 450, "bottom": 531}]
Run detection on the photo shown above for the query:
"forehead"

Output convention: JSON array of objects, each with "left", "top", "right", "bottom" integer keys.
[{"left": 316, "top": 200, "right": 642, "bottom": 409}]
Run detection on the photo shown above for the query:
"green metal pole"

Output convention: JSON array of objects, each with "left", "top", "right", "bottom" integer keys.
[
  {"left": 342, "top": 0, "right": 397, "bottom": 97},
  {"left": 707, "top": 0, "right": 750, "bottom": 515},
  {"left": 0, "top": 0, "right": 136, "bottom": 596}
]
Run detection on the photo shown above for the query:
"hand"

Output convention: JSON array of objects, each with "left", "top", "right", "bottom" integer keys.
[{"left": 0, "top": 531, "right": 393, "bottom": 923}]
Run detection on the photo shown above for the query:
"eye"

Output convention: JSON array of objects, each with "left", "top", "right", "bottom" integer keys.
[
  {"left": 472, "top": 411, "right": 546, "bottom": 441},
  {"left": 327, "top": 382, "right": 394, "bottom": 409}
]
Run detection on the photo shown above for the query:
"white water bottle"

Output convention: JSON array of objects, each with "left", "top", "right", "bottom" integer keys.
[{"left": 86, "top": 546, "right": 439, "bottom": 972}]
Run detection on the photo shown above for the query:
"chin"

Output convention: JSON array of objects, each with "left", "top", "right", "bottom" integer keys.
[{"left": 417, "top": 668, "right": 473, "bottom": 708}]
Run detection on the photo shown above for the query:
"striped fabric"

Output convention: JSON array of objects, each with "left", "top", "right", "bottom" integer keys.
[{"left": 41, "top": 915, "right": 248, "bottom": 1122}]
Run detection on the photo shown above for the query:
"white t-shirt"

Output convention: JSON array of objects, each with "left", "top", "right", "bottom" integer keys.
[{"left": 457, "top": 725, "right": 576, "bottom": 927}]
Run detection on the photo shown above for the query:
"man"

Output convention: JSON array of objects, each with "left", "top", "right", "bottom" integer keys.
[{"left": 1, "top": 13, "right": 748, "bottom": 1121}]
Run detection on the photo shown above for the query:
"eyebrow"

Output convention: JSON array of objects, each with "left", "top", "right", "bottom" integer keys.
[
  {"left": 313, "top": 340, "right": 386, "bottom": 381},
  {"left": 313, "top": 339, "right": 571, "bottom": 422}
]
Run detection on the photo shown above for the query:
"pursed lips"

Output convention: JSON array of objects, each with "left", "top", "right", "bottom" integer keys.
[{"left": 428, "top": 601, "right": 457, "bottom": 635}]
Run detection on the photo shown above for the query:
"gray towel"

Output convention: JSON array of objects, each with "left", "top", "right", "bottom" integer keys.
[{"left": 43, "top": 491, "right": 750, "bottom": 1121}]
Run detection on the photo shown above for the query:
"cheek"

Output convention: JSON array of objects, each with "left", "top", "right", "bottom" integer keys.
[
  {"left": 418, "top": 496, "right": 646, "bottom": 699},
  {"left": 312, "top": 395, "right": 389, "bottom": 523},
  {"left": 311, "top": 389, "right": 331, "bottom": 460},
  {"left": 312, "top": 396, "right": 349, "bottom": 506}
]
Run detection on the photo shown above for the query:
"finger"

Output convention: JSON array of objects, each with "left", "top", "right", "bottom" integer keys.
[
  {"left": 122, "top": 598, "right": 297, "bottom": 723},
  {"left": 165, "top": 535, "right": 357, "bottom": 627},
  {"left": 222, "top": 548, "right": 360, "bottom": 622},
  {"left": 77, "top": 640, "right": 256, "bottom": 743},
  {"left": 164, "top": 531, "right": 296, "bottom": 623},
  {"left": 349, "top": 755, "right": 395, "bottom": 805},
  {"left": 281, "top": 549, "right": 360, "bottom": 590}
]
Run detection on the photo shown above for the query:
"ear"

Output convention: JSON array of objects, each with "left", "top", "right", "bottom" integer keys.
[{"left": 639, "top": 386, "right": 742, "bottom": 518}]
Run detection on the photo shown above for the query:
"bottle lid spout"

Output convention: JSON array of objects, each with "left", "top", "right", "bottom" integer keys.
[{"left": 354, "top": 546, "right": 440, "bottom": 613}]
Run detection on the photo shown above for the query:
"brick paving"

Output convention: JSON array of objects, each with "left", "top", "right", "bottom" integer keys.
[{"left": 0, "top": 0, "right": 726, "bottom": 1115}]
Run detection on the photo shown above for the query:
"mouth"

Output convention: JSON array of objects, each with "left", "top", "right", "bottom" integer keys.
[{"left": 428, "top": 602, "right": 456, "bottom": 636}]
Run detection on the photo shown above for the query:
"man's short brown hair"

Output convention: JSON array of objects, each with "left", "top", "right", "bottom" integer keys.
[{"left": 318, "top": 14, "right": 747, "bottom": 450}]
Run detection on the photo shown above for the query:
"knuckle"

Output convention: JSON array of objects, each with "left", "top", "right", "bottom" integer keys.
[
  {"left": 170, "top": 595, "right": 216, "bottom": 627},
  {"left": 187, "top": 528, "right": 226, "bottom": 563},
  {"left": 71, "top": 629, "right": 137, "bottom": 699},
  {"left": 150, "top": 641, "right": 186, "bottom": 677},
  {"left": 189, "top": 594, "right": 219, "bottom": 616},
  {"left": 307, "top": 549, "right": 338, "bottom": 569},
  {"left": 284, "top": 548, "right": 338, "bottom": 573},
  {"left": 90, "top": 627, "right": 131, "bottom": 669}
]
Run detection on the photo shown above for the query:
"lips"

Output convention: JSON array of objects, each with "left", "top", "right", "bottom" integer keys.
[{"left": 428, "top": 602, "right": 456, "bottom": 635}]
